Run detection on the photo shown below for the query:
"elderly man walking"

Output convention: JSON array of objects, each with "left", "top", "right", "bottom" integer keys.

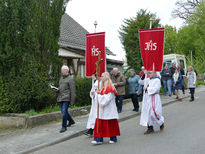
[
  {"left": 111, "top": 68, "right": 126, "bottom": 113},
  {"left": 56, "top": 65, "right": 76, "bottom": 133}
]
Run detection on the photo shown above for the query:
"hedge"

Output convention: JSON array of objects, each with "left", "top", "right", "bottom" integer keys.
[
  {"left": 0, "top": 76, "right": 136, "bottom": 113},
  {"left": 0, "top": 76, "right": 93, "bottom": 113},
  {"left": 74, "top": 77, "right": 92, "bottom": 107}
]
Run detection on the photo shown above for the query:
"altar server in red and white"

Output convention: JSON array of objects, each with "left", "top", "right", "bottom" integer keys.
[
  {"left": 91, "top": 72, "right": 120, "bottom": 144},
  {"left": 140, "top": 70, "right": 164, "bottom": 134},
  {"left": 85, "top": 75, "right": 100, "bottom": 136}
]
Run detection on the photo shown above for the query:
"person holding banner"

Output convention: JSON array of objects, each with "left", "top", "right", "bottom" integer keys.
[
  {"left": 85, "top": 74, "right": 100, "bottom": 136},
  {"left": 140, "top": 70, "right": 164, "bottom": 135},
  {"left": 92, "top": 72, "right": 120, "bottom": 144}
]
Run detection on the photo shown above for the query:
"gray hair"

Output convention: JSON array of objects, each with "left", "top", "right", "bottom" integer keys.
[
  {"left": 61, "top": 65, "right": 69, "bottom": 71},
  {"left": 113, "top": 68, "right": 118, "bottom": 71},
  {"left": 129, "top": 69, "right": 135, "bottom": 73}
]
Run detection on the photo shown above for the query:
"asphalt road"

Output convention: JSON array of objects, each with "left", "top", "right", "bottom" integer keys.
[{"left": 32, "top": 91, "right": 205, "bottom": 154}]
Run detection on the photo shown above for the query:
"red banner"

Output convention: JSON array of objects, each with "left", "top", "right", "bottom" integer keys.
[
  {"left": 139, "top": 28, "right": 164, "bottom": 72},
  {"left": 86, "top": 32, "right": 105, "bottom": 77}
]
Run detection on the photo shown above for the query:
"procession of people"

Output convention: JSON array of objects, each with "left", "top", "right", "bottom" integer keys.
[
  {"left": 52, "top": 59, "right": 199, "bottom": 146},
  {"left": 50, "top": 25, "right": 200, "bottom": 146}
]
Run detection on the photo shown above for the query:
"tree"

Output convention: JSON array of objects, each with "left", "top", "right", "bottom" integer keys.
[
  {"left": 119, "top": 9, "right": 160, "bottom": 73},
  {"left": 164, "top": 25, "right": 178, "bottom": 54},
  {"left": 0, "top": 0, "right": 69, "bottom": 113},
  {"left": 172, "top": 0, "right": 200, "bottom": 20},
  {"left": 171, "top": 1, "right": 205, "bottom": 73}
]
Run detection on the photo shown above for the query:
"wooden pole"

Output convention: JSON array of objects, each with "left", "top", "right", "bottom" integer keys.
[{"left": 96, "top": 53, "right": 101, "bottom": 134}]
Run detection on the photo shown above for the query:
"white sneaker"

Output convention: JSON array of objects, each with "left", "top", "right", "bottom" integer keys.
[
  {"left": 91, "top": 140, "right": 103, "bottom": 145},
  {"left": 109, "top": 140, "right": 116, "bottom": 144}
]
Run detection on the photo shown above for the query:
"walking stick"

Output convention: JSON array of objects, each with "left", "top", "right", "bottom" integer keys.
[{"left": 96, "top": 53, "right": 102, "bottom": 134}]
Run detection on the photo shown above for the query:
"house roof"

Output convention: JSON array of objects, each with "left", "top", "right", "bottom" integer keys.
[{"left": 59, "top": 13, "right": 115, "bottom": 56}]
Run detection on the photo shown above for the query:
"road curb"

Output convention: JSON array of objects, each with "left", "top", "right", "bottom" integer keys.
[{"left": 17, "top": 95, "right": 189, "bottom": 154}]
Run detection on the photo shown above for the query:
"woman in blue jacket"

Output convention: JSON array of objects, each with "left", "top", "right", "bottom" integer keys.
[
  {"left": 126, "top": 69, "right": 140, "bottom": 112},
  {"left": 173, "top": 68, "right": 183, "bottom": 101}
]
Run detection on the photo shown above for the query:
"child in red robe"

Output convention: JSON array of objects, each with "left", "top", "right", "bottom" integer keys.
[{"left": 91, "top": 72, "right": 120, "bottom": 144}]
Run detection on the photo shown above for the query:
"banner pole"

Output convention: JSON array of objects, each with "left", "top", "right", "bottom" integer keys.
[
  {"left": 149, "top": 17, "right": 153, "bottom": 29},
  {"left": 96, "top": 53, "right": 101, "bottom": 134}
]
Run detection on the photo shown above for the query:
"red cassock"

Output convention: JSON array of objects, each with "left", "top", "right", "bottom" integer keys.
[{"left": 94, "top": 85, "right": 120, "bottom": 138}]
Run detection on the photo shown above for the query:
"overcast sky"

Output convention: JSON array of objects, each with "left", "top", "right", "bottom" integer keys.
[{"left": 66, "top": 0, "right": 184, "bottom": 61}]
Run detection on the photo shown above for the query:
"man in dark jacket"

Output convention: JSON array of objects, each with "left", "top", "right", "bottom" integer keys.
[
  {"left": 161, "top": 64, "right": 172, "bottom": 96},
  {"left": 111, "top": 68, "right": 126, "bottom": 113},
  {"left": 56, "top": 65, "right": 76, "bottom": 133}
]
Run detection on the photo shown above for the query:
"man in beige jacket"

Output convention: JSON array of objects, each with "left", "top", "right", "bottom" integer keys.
[{"left": 111, "top": 68, "right": 126, "bottom": 113}]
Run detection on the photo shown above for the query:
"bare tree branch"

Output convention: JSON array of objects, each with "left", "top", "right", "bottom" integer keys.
[{"left": 172, "top": 0, "right": 201, "bottom": 20}]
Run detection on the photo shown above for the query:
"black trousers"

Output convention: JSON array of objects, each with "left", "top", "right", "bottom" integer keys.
[
  {"left": 147, "top": 125, "right": 153, "bottom": 130},
  {"left": 130, "top": 94, "right": 139, "bottom": 110},
  {"left": 189, "top": 88, "right": 195, "bottom": 100}
]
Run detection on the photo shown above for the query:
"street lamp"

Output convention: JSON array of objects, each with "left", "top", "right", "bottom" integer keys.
[
  {"left": 149, "top": 17, "right": 153, "bottom": 29},
  {"left": 94, "top": 20, "right": 97, "bottom": 33}
]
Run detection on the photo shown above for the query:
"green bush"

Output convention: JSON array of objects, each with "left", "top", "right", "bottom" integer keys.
[
  {"left": 196, "top": 80, "right": 205, "bottom": 87},
  {"left": 0, "top": 76, "right": 10, "bottom": 113},
  {"left": 74, "top": 77, "right": 92, "bottom": 106},
  {"left": 124, "top": 84, "right": 130, "bottom": 99},
  {"left": 0, "top": 61, "right": 58, "bottom": 113}
]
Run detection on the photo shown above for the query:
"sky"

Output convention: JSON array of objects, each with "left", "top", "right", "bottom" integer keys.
[{"left": 66, "top": 0, "right": 184, "bottom": 61}]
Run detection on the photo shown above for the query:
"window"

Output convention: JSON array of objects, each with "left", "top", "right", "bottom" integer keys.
[{"left": 179, "top": 59, "right": 185, "bottom": 69}]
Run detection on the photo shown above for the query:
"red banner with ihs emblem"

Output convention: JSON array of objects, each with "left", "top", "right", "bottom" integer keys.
[
  {"left": 139, "top": 28, "right": 164, "bottom": 72},
  {"left": 86, "top": 32, "right": 105, "bottom": 77}
]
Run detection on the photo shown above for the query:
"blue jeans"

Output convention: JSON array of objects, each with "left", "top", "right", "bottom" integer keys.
[
  {"left": 94, "top": 136, "right": 117, "bottom": 142},
  {"left": 115, "top": 95, "right": 124, "bottom": 112},
  {"left": 162, "top": 79, "right": 172, "bottom": 95},
  {"left": 59, "top": 101, "right": 74, "bottom": 128}
]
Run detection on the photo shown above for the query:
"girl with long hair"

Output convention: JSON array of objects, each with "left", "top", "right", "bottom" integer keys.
[{"left": 91, "top": 72, "right": 120, "bottom": 144}]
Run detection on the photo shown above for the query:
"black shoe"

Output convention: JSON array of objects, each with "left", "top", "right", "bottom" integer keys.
[
  {"left": 84, "top": 128, "right": 93, "bottom": 136},
  {"left": 189, "top": 99, "right": 194, "bottom": 102},
  {"left": 136, "top": 108, "right": 139, "bottom": 112},
  {"left": 67, "top": 121, "right": 75, "bottom": 127},
  {"left": 132, "top": 109, "right": 136, "bottom": 111},
  {"left": 160, "top": 124, "right": 164, "bottom": 131},
  {"left": 59, "top": 127, "right": 67, "bottom": 133}
]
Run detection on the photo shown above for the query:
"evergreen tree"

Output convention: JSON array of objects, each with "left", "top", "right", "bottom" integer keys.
[
  {"left": 119, "top": 9, "right": 160, "bottom": 73},
  {"left": 0, "top": 0, "right": 69, "bottom": 113}
]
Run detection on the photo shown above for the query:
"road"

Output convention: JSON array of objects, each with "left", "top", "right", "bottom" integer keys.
[{"left": 32, "top": 91, "right": 205, "bottom": 154}]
